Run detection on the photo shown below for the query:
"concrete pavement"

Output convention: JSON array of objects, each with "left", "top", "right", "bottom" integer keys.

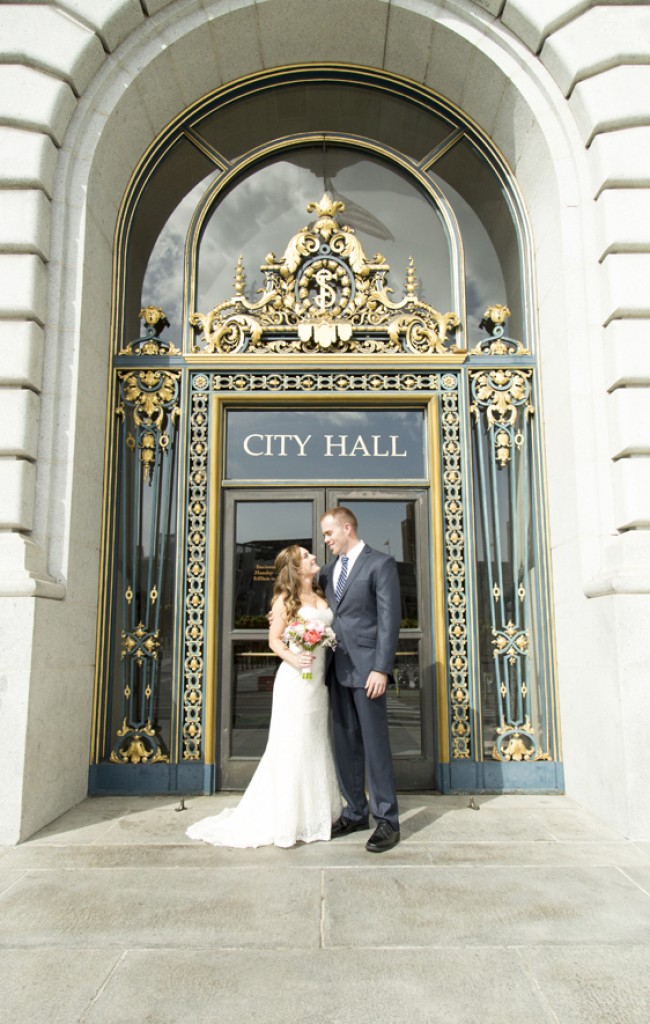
[{"left": 1, "top": 793, "right": 650, "bottom": 1023}]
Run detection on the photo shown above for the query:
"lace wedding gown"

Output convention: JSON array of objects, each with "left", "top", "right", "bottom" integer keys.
[{"left": 186, "top": 605, "right": 342, "bottom": 848}]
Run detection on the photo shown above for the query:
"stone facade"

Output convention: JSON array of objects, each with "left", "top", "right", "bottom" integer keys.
[{"left": 1, "top": 0, "right": 649, "bottom": 843}]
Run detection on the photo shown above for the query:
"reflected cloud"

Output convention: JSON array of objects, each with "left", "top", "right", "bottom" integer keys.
[
  {"left": 142, "top": 172, "right": 215, "bottom": 332},
  {"left": 197, "top": 148, "right": 451, "bottom": 312},
  {"left": 140, "top": 146, "right": 511, "bottom": 346}
]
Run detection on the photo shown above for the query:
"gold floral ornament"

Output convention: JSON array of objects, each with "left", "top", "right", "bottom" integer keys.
[
  {"left": 121, "top": 621, "right": 161, "bottom": 664},
  {"left": 110, "top": 720, "right": 168, "bottom": 764},
  {"left": 491, "top": 620, "right": 529, "bottom": 665},
  {"left": 116, "top": 368, "right": 181, "bottom": 481},
  {"left": 472, "top": 304, "right": 530, "bottom": 355},
  {"left": 191, "top": 195, "right": 461, "bottom": 355},
  {"left": 492, "top": 717, "right": 551, "bottom": 762},
  {"left": 469, "top": 367, "right": 534, "bottom": 466},
  {"left": 119, "top": 306, "right": 180, "bottom": 355}
]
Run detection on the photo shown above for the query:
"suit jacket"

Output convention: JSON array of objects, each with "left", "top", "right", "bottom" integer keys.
[{"left": 320, "top": 544, "right": 401, "bottom": 688}]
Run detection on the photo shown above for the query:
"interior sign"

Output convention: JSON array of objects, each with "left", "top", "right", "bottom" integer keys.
[{"left": 226, "top": 408, "right": 425, "bottom": 481}]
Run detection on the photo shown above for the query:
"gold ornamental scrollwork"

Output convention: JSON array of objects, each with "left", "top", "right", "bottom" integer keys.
[
  {"left": 440, "top": 381, "right": 471, "bottom": 759},
  {"left": 121, "top": 621, "right": 161, "bottom": 665},
  {"left": 181, "top": 383, "right": 210, "bottom": 760},
  {"left": 491, "top": 620, "right": 529, "bottom": 665},
  {"left": 472, "top": 305, "right": 530, "bottom": 356},
  {"left": 110, "top": 720, "right": 169, "bottom": 764},
  {"left": 112, "top": 617, "right": 169, "bottom": 764},
  {"left": 190, "top": 195, "right": 460, "bottom": 356},
  {"left": 493, "top": 718, "right": 551, "bottom": 763},
  {"left": 119, "top": 306, "right": 180, "bottom": 355},
  {"left": 469, "top": 368, "right": 534, "bottom": 467},
  {"left": 116, "top": 368, "right": 181, "bottom": 481}
]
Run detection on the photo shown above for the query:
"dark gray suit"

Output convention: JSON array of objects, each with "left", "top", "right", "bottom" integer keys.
[{"left": 320, "top": 544, "right": 401, "bottom": 829}]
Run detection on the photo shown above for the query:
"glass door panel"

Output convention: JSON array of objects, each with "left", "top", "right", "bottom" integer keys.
[
  {"left": 219, "top": 488, "right": 434, "bottom": 790},
  {"left": 326, "top": 491, "right": 435, "bottom": 788},
  {"left": 220, "top": 490, "right": 323, "bottom": 787}
]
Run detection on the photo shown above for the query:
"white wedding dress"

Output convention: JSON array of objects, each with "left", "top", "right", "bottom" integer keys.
[{"left": 186, "top": 606, "right": 342, "bottom": 848}]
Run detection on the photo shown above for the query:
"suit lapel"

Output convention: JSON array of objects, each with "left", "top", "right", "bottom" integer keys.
[
  {"left": 321, "top": 565, "right": 336, "bottom": 607},
  {"left": 336, "top": 545, "right": 370, "bottom": 608}
]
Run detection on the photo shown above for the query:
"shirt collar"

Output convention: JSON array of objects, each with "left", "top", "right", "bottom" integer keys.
[{"left": 341, "top": 538, "right": 365, "bottom": 567}]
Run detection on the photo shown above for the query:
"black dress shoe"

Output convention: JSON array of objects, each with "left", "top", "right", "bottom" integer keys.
[
  {"left": 331, "top": 816, "right": 370, "bottom": 838},
  {"left": 365, "top": 820, "right": 400, "bottom": 853}
]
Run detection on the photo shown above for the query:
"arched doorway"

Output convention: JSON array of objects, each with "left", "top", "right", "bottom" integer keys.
[{"left": 89, "top": 68, "right": 562, "bottom": 796}]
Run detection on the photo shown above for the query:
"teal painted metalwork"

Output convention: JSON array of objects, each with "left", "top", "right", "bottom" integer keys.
[{"left": 108, "top": 315, "right": 182, "bottom": 766}]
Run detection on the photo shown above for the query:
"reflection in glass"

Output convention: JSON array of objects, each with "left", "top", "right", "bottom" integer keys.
[
  {"left": 389, "top": 640, "right": 422, "bottom": 757},
  {"left": 231, "top": 500, "right": 312, "bottom": 756},
  {"left": 141, "top": 171, "right": 215, "bottom": 334},
  {"left": 234, "top": 501, "right": 311, "bottom": 628},
  {"left": 231, "top": 640, "right": 279, "bottom": 757},
  {"left": 197, "top": 146, "right": 451, "bottom": 315},
  {"left": 335, "top": 499, "right": 423, "bottom": 755},
  {"left": 192, "top": 81, "right": 453, "bottom": 163},
  {"left": 429, "top": 166, "right": 507, "bottom": 343},
  {"left": 336, "top": 499, "right": 419, "bottom": 627},
  {"left": 226, "top": 408, "right": 426, "bottom": 482},
  {"left": 123, "top": 136, "right": 215, "bottom": 343},
  {"left": 432, "top": 138, "right": 523, "bottom": 345}
]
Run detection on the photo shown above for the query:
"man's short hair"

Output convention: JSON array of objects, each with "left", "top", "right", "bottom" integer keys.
[{"left": 321, "top": 506, "right": 358, "bottom": 531}]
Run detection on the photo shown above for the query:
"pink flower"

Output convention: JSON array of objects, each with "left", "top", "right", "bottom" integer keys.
[{"left": 281, "top": 614, "right": 337, "bottom": 680}]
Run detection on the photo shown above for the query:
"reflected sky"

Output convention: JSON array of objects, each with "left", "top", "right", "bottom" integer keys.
[
  {"left": 226, "top": 408, "right": 426, "bottom": 481},
  {"left": 234, "top": 498, "right": 414, "bottom": 566},
  {"left": 429, "top": 169, "right": 507, "bottom": 337},
  {"left": 197, "top": 148, "right": 452, "bottom": 314},
  {"left": 141, "top": 171, "right": 216, "bottom": 334},
  {"left": 141, "top": 144, "right": 509, "bottom": 343},
  {"left": 341, "top": 500, "right": 414, "bottom": 563},
  {"left": 236, "top": 501, "right": 312, "bottom": 545}
]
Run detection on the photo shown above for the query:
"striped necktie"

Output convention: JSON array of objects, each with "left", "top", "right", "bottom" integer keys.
[{"left": 335, "top": 555, "right": 349, "bottom": 603}]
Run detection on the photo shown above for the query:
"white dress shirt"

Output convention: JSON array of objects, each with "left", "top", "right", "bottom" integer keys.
[{"left": 334, "top": 538, "right": 365, "bottom": 590}]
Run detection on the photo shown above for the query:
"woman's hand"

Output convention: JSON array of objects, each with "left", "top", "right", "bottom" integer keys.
[{"left": 295, "top": 651, "right": 314, "bottom": 671}]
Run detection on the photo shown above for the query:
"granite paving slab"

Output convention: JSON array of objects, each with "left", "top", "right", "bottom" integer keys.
[
  {"left": 3, "top": 836, "right": 647, "bottom": 872},
  {"left": 0, "top": 950, "right": 121, "bottom": 1024},
  {"left": 81, "top": 947, "right": 556, "bottom": 1024},
  {"left": 518, "top": 945, "right": 650, "bottom": 1024},
  {"left": 0, "top": 866, "right": 321, "bottom": 950},
  {"left": 398, "top": 805, "right": 558, "bottom": 843},
  {"left": 528, "top": 808, "right": 625, "bottom": 842},
  {"left": 616, "top": 865, "right": 650, "bottom": 897},
  {"left": 323, "top": 865, "right": 650, "bottom": 948},
  {"left": 0, "top": 870, "right": 27, "bottom": 898}
]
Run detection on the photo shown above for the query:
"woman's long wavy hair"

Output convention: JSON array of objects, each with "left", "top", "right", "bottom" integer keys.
[{"left": 270, "top": 545, "right": 323, "bottom": 622}]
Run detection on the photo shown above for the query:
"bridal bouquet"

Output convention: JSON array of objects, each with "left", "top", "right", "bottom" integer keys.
[{"left": 282, "top": 616, "right": 337, "bottom": 680}]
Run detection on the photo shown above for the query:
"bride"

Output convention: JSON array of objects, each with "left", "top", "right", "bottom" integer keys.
[{"left": 186, "top": 545, "right": 342, "bottom": 848}]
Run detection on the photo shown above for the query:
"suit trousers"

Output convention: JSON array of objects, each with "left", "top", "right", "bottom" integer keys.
[{"left": 329, "top": 680, "right": 399, "bottom": 830}]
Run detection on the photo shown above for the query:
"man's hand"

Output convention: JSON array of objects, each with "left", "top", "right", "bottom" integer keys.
[{"left": 365, "top": 670, "right": 388, "bottom": 699}]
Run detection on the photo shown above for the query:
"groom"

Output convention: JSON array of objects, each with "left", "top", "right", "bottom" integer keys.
[{"left": 319, "top": 507, "right": 401, "bottom": 852}]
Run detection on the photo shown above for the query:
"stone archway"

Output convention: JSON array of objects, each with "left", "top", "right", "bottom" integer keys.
[{"left": 4, "top": 0, "right": 646, "bottom": 841}]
